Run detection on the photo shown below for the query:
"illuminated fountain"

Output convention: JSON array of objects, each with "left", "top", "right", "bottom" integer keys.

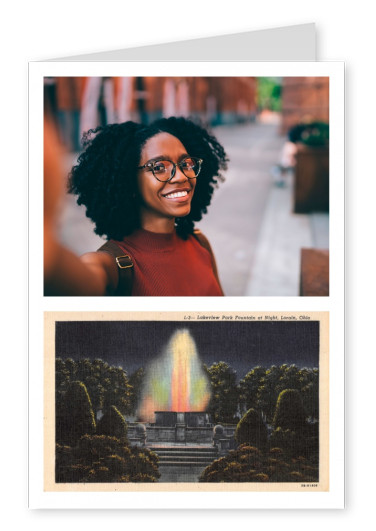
[
  {"left": 138, "top": 329, "right": 211, "bottom": 423},
  {"left": 128, "top": 328, "right": 235, "bottom": 455}
]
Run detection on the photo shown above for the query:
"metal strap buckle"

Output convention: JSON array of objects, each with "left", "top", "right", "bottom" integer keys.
[{"left": 115, "top": 255, "right": 133, "bottom": 269}]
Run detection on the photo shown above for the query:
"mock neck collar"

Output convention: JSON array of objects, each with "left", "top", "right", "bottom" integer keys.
[{"left": 122, "top": 228, "right": 178, "bottom": 252}]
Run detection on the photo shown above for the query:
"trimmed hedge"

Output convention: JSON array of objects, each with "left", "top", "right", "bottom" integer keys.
[
  {"left": 56, "top": 381, "right": 96, "bottom": 446},
  {"left": 235, "top": 408, "right": 268, "bottom": 449},
  {"left": 97, "top": 405, "right": 128, "bottom": 441}
]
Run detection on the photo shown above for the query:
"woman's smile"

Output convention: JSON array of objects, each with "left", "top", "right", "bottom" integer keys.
[{"left": 162, "top": 187, "right": 191, "bottom": 200}]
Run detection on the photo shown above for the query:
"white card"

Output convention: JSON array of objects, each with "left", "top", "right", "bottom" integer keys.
[{"left": 29, "top": 25, "right": 345, "bottom": 510}]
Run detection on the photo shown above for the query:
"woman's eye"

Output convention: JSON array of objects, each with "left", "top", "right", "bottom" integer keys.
[
  {"left": 153, "top": 162, "right": 167, "bottom": 173},
  {"left": 182, "top": 158, "right": 195, "bottom": 170}
]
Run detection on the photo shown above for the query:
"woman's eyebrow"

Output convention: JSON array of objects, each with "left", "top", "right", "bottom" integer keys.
[{"left": 145, "top": 153, "right": 190, "bottom": 164}]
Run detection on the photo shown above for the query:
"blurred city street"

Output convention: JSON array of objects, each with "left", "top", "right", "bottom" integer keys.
[
  {"left": 198, "top": 121, "right": 328, "bottom": 296},
  {"left": 58, "top": 120, "right": 329, "bottom": 296}
]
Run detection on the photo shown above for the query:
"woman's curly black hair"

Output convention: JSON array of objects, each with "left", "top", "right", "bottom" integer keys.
[{"left": 68, "top": 116, "right": 228, "bottom": 240}]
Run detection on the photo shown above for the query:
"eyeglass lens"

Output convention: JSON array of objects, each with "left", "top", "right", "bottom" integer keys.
[{"left": 152, "top": 157, "right": 201, "bottom": 181}]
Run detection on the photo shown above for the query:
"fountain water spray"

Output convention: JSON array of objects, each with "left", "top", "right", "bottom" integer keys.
[{"left": 138, "top": 329, "right": 211, "bottom": 422}]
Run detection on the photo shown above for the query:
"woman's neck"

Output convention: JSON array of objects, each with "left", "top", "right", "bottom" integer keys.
[{"left": 140, "top": 216, "right": 175, "bottom": 234}]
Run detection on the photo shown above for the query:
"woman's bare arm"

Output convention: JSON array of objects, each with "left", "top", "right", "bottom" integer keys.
[
  {"left": 44, "top": 232, "right": 118, "bottom": 296},
  {"left": 44, "top": 117, "right": 118, "bottom": 296}
]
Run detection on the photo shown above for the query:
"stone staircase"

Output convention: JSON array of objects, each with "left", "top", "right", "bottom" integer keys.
[{"left": 150, "top": 445, "right": 219, "bottom": 467}]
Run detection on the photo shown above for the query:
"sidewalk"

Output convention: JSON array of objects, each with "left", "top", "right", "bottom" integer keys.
[
  {"left": 245, "top": 174, "right": 329, "bottom": 296},
  {"left": 198, "top": 121, "right": 285, "bottom": 296},
  {"left": 199, "top": 121, "right": 329, "bottom": 296}
]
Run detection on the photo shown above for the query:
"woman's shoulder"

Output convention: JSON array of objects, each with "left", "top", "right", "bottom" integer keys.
[
  {"left": 191, "top": 228, "right": 213, "bottom": 254},
  {"left": 191, "top": 229, "right": 222, "bottom": 294}
]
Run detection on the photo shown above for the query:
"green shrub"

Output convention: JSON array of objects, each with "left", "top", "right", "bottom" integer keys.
[
  {"left": 199, "top": 445, "right": 318, "bottom": 483},
  {"left": 55, "top": 435, "right": 160, "bottom": 483},
  {"left": 235, "top": 409, "right": 268, "bottom": 448},
  {"left": 300, "top": 122, "right": 329, "bottom": 147},
  {"left": 96, "top": 406, "right": 128, "bottom": 441},
  {"left": 56, "top": 381, "right": 96, "bottom": 446},
  {"left": 273, "top": 389, "right": 307, "bottom": 432},
  {"left": 269, "top": 427, "right": 297, "bottom": 456}
]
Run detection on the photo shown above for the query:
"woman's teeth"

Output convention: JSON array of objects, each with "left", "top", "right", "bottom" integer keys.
[{"left": 164, "top": 191, "right": 188, "bottom": 199}]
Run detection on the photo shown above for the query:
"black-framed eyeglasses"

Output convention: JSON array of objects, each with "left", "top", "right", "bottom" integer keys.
[{"left": 138, "top": 156, "right": 203, "bottom": 182}]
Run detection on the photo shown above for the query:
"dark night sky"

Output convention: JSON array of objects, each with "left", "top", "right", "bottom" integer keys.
[{"left": 55, "top": 320, "right": 319, "bottom": 379}]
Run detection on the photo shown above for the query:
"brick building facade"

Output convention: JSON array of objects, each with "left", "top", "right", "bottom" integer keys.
[
  {"left": 126, "top": 76, "right": 258, "bottom": 125},
  {"left": 280, "top": 77, "right": 329, "bottom": 135}
]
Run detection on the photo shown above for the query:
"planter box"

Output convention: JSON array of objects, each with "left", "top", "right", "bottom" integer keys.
[
  {"left": 294, "top": 143, "right": 329, "bottom": 213},
  {"left": 300, "top": 248, "right": 329, "bottom": 296}
]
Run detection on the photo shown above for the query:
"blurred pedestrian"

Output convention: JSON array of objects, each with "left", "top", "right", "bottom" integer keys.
[{"left": 271, "top": 124, "right": 301, "bottom": 186}]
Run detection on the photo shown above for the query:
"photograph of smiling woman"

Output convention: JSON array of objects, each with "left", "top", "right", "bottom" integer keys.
[{"left": 45, "top": 117, "right": 228, "bottom": 296}]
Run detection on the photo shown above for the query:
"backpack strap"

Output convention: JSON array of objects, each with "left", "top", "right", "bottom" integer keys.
[
  {"left": 193, "top": 229, "right": 223, "bottom": 294},
  {"left": 97, "top": 240, "right": 134, "bottom": 296},
  {"left": 97, "top": 230, "right": 222, "bottom": 296}
]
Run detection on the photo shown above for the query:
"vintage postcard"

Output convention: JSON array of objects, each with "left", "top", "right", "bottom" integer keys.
[{"left": 43, "top": 312, "right": 329, "bottom": 499}]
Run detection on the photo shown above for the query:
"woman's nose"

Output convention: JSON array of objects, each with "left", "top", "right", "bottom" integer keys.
[{"left": 169, "top": 165, "right": 188, "bottom": 183}]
